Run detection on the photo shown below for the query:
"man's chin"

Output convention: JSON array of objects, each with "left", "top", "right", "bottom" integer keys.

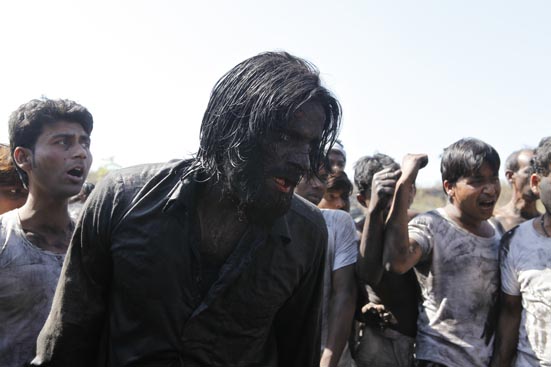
[{"left": 244, "top": 195, "right": 293, "bottom": 226}]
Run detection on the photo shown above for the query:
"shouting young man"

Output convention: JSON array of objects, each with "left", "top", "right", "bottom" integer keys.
[
  {"left": 0, "top": 99, "right": 93, "bottom": 367},
  {"left": 382, "top": 138, "right": 502, "bottom": 367},
  {"left": 33, "top": 52, "right": 341, "bottom": 367}
]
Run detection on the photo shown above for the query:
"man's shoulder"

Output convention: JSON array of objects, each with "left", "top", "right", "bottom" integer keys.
[
  {"left": 289, "top": 194, "right": 326, "bottom": 231},
  {"left": 320, "top": 208, "right": 354, "bottom": 223},
  {"left": 409, "top": 209, "right": 444, "bottom": 228},
  {"left": 501, "top": 219, "right": 537, "bottom": 256},
  {"left": 105, "top": 159, "right": 190, "bottom": 186}
]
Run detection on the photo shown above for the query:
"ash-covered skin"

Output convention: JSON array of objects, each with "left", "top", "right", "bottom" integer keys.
[
  {"left": 220, "top": 101, "right": 325, "bottom": 227},
  {"left": 409, "top": 208, "right": 500, "bottom": 367}
]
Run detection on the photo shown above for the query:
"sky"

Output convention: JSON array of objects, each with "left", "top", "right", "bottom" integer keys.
[{"left": 1, "top": 0, "right": 550, "bottom": 187}]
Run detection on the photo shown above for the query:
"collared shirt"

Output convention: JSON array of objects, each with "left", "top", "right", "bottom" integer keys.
[{"left": 33, "top": 160, "right": 327, "bottom": 367}]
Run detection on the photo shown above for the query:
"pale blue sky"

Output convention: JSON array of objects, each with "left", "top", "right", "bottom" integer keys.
[{"left": 1, "top": 0, "right": 550, "bottom": 186}]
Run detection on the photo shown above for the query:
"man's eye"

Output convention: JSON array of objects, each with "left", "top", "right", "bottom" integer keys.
[{"left": 279, "top": 133, "right": 291, "bottom": 142}]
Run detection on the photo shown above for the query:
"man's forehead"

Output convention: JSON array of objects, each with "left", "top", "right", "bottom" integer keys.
[{"left": 280, "top": 101, "right": 325, "bottom": 135}]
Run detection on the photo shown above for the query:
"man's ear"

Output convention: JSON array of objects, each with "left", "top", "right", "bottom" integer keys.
[
  {"left": 13, "top": 147, "right": 32, "bottom": 173},
  {"left": 504, "top": 170, "right": 514, "bottom": 185},
  {"left": 356, "top": 193, "right": 368, "bottom": 208},
  {"left": 443, "top": 180, "right": 455, "bottom": 199},
  {"left": 530, "top": 173, "right": 541, "bottom": 197}
]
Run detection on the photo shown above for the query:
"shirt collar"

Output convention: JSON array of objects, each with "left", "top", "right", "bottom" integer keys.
[{"left": 163, "top": 170, "right": 292, "bottom": 245}]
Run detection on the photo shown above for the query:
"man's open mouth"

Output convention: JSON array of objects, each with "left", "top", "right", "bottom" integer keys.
[
  {"left": 479, "top": 199, "right": 495, "bottom": 209},
  {"left": 273, "top": 177, "right": 296, "bottom": 193},
  {"left": 67, "top": 167, "right": 84, "bottom": 178}
]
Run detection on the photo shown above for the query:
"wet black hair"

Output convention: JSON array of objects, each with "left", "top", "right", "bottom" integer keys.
[
  {"left": 190, "top": 51, "right": 341, "bottom": 182},
  {"left": 533, "top": 137, "right": 551, "bottom": 176},
  {"left": 440, "top": 137, "right": 500, "bottom": 191},
  {"left": 354, "top": 153, "right": 400, "bottom": 199},
  {"left": 8, "top": 98, "right": 93, "bottom": 185}
]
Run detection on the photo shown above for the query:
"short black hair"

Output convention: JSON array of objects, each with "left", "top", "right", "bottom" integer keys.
[
  {"left": 440, "top": 138, "right": 500, "bottom": 191},
  {"left": 533, "top": 137, "right": 551, "bottom": 177},
  {"left": 191, "top": 51, "right": 341, "bottom": 182},
  {"left": 354, "top": 153, "right": 399, "bottom": 198},
  {"left": 326, "top": 170, "right": 353, "bottom": 197},
  {"left": 8, "top": 98, "right": 93, "bottom": 185}
]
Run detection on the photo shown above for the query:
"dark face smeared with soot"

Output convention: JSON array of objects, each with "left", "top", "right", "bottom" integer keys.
[{"left": 222, "top": 100, "right": 326, "bottom": 225}]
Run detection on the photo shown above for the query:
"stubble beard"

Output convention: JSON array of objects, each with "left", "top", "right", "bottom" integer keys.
[{"left": 222, "top": 160, "right": 293, "bottom": 227}]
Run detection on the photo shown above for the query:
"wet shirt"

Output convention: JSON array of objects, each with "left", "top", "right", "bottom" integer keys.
[
  {"left": 32, "top": 160, "right": 327, "bottom": 367},
  {"left": 0, "top": 209, "right": 65, "bottom": 367},
  {"left": 501, "top": 219, "right": 551, "bottom": 366},
  {"left": 409, "top": 208, "right": 500, "bottom": 367}
]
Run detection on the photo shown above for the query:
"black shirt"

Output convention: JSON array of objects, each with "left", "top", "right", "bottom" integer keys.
[{"left": 33, "top": 160, "right": 327, "bottom": 367}]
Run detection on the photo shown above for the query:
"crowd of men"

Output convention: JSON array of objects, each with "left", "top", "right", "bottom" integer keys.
[{"left": 0, "top": 51, "right": 549, "bottom": 367}]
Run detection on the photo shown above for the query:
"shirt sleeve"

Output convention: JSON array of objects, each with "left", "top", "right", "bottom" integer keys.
[
  {"left": 332, "top": 211, "right": 358, "bottom": 271},
  {"left": 408, "top": 213, "right": 435, "bottom": 263},
  {"left": 32, "top": 172, "right": 125, "bottom": 367},
  {"left": 500, "top": 230, "right": 520, "bottom": 296}
]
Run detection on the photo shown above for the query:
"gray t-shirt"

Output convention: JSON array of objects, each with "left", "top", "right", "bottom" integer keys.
[
  {"left": 0, "top": 209, "right": 65, "bottom": 367},
  {"left": 320, "top": 209, "right": 358, "bottom": 365},
  {"left": 409, "top": 208, "right": 500, "bottom": 367},
  {"left": 501, "top": 219, "right": 551, "bottom": 366}
]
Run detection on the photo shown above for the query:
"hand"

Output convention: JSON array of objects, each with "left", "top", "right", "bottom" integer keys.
[
  {"left": 400, "top": 154, "right": 428, "bottom": 183},
  {"left": 361, "top": 302, "right": 398, "bottom": 328},
  {"left": 368, "top": 168, "right": 401, "bottom": 213}
]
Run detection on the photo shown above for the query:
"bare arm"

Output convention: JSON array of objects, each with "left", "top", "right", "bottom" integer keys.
[
  {"left": 356, "top": 168, "right": 401, "bottom": 285},
  {"left": 490, "top": 293, "right": 522, "bottom": 367},
  {"left": 382, "top": 154, "right": 428, "bottom": 274},
  {"left": 320, "top": 264, "right": 357, "bottom": 367}
]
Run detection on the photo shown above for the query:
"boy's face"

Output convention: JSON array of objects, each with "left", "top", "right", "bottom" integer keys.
[
  {"left": 318, "top": 188, "right": 349, "bottom": 211},
  {"left": 18, "top": 120, "right": 92, "bottom": 199},
  {"left": 295, "top": 166, "right": 328, "bottom": 205},
  {"left": 446, "top": 162, "right": 501, "bottom": 222}
]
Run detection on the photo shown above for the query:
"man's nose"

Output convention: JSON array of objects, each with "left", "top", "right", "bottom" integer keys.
[
  {"left": 483, "top": 181, "right": 498, "bottom": 194},
  {"left": 73, "top": 144, "right": 89, "bottom": 159},
  {"left": 289, "top": 147, "right": 311, "bottom": 172}
]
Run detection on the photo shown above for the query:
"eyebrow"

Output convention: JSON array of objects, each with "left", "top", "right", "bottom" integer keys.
[{"left": 50, "top": 132, "right": 90, "bottom": 140}]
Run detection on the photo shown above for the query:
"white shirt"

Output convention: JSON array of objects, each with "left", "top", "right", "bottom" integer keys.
[
  {"left": 501, "top": 219, "right": 551, "bottom": 367},
  {"left": 409, "top": 208, "right": 500, "bottom": 367},
  {"left": 320, "top": 209, "right": 359, "bottom": 350},
  {"left": 0, "top": 210, "right": 65, "bottom": 367}
]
